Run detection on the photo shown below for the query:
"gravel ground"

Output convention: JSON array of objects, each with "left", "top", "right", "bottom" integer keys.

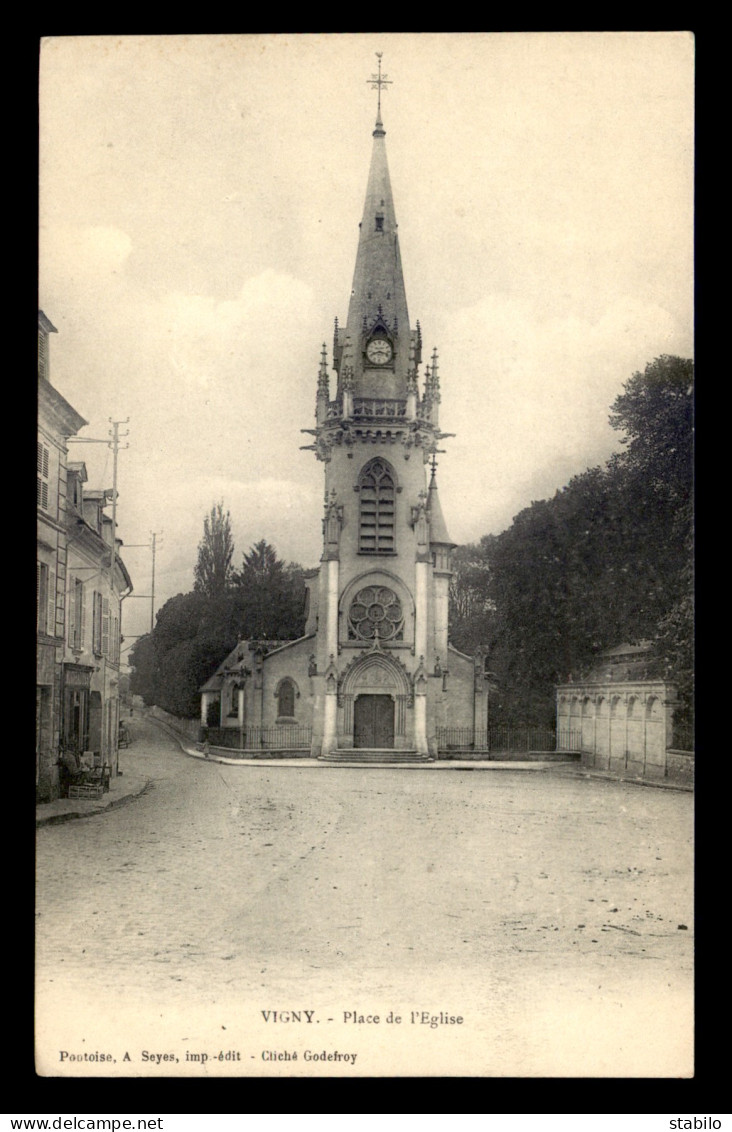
[{"left": 35, "top": 716, "right": 693, "bottom": 1078}]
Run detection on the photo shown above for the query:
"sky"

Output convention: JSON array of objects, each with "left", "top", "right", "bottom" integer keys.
[{"left": 39, "top": 32, "right": 694, "bottom": 656}]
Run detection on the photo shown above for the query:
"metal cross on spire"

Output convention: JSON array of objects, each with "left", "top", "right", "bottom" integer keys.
[{"left": 368, "top": 52, "right": 392, "bottom": 121}]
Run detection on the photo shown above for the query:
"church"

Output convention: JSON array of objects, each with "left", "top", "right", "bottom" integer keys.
[{"left": 200, "top": 62, "right": 488, "bottom": 761}]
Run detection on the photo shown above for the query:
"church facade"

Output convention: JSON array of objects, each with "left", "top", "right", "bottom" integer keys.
[{"left": 201, "top": 84, "right": 486, "bottom": 761}]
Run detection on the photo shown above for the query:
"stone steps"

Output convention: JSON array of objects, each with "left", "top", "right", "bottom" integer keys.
[{"left": 319, "top": 748, "right": 433, "bottom": 764}]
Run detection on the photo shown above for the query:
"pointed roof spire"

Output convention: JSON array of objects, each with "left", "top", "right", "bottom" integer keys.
[
  {"left": 341, "top": 55, "right": 410, "bottom": 397},
  {"left": 427, "top": 456, "right": 455, "bottom": 547}
]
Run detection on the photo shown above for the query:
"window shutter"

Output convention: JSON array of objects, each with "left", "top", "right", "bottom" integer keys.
[
  {"left": 38, "top": 331, "right": 48, "bottom": 380},
  {"left": 102, "top": 597, "right": 110, "bottom": 657},
  {"left": 37, "top": 563, "right": 44, "bottom": 633},
  {"left": 80, "top": 584, "right": 87, "bottom": 649},
  {"left": 37, "top": 441, "right": 49, "bottom": 475},
  {"left": 93, "top": 592, "right": 103, "bottom": 653},
  {"left": 68, "top": 578, "right": 76, "bottom": 646},
  {"left": 37, "top": 442, "right": 50, "bottom": 511},
  {"left": 48, "top": 568, "right": 56, "bottom": 637}
]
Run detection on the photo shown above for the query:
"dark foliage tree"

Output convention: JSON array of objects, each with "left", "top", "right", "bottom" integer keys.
[
  {"left": 448, "top": 538, "right": 498, "bottom": 657},
  {"left": 457, "top": 356, "right": 693, "bottom": 727},
  {"left": 193, "top": 502, "right": 235, "bottom": 598},
  {"left": 128, "top": 633, "right": 159, "bottom": 706},
  {"left": 608, "top": 354, "right": 693, "bottom": 500},
  {"left": 608, "top": 355, "right": 693, "bottom": 693},
  {"left": 233, "top": 540, "right": 307, "bottom": 641},
  {"left": 135, "top": 591, "right": 240, "bottom": 718},
  {"left": 129, "top": 541, "right": 307, "bottom": 718}
]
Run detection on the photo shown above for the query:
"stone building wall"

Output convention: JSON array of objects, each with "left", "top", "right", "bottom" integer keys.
[{"left": 556, "top": 680, "right": 692, "bottom": 787}]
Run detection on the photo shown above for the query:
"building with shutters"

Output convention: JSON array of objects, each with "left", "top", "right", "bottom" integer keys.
[
  {"left": 63, "top": 468, "right": 133, "bottom": 779},
  {"left": 199, "top": 73, "right": 488, "bottom": 761},
  {"left": 37, "top": 311, "right": 132, "bottom": 800},
  {"left": 37, "top": 311, "right": 87, "bottom": 800}
]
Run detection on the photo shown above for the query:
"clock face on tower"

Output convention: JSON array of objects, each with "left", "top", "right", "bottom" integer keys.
[{"left": 366, "top": 338, "right": 393, "bottom": 365}]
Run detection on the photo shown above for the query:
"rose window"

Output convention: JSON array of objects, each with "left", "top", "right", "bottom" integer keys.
[{"left": 348, "top": 586, "right": 404, "bottom": 641}]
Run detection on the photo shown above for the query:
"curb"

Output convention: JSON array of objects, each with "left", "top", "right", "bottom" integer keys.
[
  {"left": 36, "top": 776, "right": 151, "bottom": 827},
  {"left": 147, "top": 719, "right": 581, "bottom": 772},
  {"left": 572, "top": 768, "right": 693, "bottom": 793}
]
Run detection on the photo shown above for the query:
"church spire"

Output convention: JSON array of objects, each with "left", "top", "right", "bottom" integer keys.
[{"left": 338, "top": 55, "right": 411, "bottom": 400}]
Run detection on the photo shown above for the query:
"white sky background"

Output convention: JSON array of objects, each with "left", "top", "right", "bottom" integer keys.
[{"left": 39, "top": 33, "right": 694, "bottom": 653}]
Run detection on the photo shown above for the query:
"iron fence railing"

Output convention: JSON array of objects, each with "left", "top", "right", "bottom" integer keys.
[
  {"left": 555, "top": 729, "right": 583, "bottom": 751},
  {"left": 203, "top": 725, "right": 312, "bottom": 750},
  {"left": 437, "top": 726, "right": 581, "bottom": 752},
  {"left": 436, "top": 727, "right": 477, "bottom": 750}
]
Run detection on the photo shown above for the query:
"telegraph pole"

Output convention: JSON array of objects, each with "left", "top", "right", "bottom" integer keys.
[
  {"left": 122, "top": 531, "right": 162, "bottom": 636},
  {"left": 108, "top": 419, "right": 129, "bottom": 584},
  {"left": 150, "top": 531, "right": 157, "bottom": 633},
  {"left": 68, "top": 418, "right": 130, "bottom": 567}
]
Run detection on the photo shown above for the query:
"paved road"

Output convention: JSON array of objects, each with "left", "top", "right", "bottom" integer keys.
[{"left": 36, "top": 715, "right": 693, "bottom": 1078}]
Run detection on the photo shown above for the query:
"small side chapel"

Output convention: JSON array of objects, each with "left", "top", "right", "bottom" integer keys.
[{"left": 201, "top": 61, "right": 487, "bottom": 760}]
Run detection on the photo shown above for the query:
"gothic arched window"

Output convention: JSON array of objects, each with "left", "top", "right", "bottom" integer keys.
[
  {"left": 358, "top": 459, "right": 396, "bottom": 554},
  {"left": 277, "top": 679, "right": 296, "bottom": 719}
]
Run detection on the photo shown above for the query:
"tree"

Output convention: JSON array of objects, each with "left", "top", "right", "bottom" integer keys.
[
  {"left": 129, "top": 539, "right": 309, "bottom": 718},
  {"left": 609, "top": 356, "right": 693, "bottom": 683},
  {"left": 455, "top": 356, "right": 694, "bottom": 726},
  {"left": 609, "top": 355, "right": 694, "bottom": 735},
  {"left": 128, "top": 633, "right": 159, "bottom": 706},
  {"left": 194, "top": 502, "right": 235, "bottom": 598},
  {"left": 448, "top": 538, "right": 498, "bottom": 656},
  {"left": 609, "top": 354, "right": 693, "bottom": 501},
  {"left": 482, "top": 458, "right": 682, "bottom": 722},
  {"left": 233, "top": 540, "right": 306, "bottom": 640}
]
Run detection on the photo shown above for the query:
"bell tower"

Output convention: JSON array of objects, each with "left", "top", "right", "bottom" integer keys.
[{"left": 302, "top": 56, "right": 456, "bottom": 759}]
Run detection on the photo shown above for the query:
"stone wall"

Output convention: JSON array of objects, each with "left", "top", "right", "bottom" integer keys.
[
  {"left": 556, "top": 680, "right": 692, "bottom": 788},
  {"left": 149, "top": 706, "right": 201, "bottom": 743}
]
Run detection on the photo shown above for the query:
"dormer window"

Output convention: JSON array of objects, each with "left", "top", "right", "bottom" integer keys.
[{"left": 70, "top": 475, "right": 83, "bottom": 509}]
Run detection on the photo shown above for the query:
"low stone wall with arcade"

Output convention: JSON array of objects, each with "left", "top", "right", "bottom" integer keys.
[{"left": 556, "top": 680, "right": 692, "bottom": 788}]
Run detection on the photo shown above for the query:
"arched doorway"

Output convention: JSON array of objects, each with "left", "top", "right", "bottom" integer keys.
[{"left": 339, "top": 652, "right": 411, "bottom": 750}]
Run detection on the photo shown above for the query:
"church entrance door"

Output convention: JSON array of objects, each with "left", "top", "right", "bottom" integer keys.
[{"left": 354, "top": 694, "right": 394, "bottom": 749}]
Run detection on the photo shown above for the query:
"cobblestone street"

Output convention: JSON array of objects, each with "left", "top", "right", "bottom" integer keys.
[{"left": 36, "top": 716, "right": 693, "bottom": 1078}]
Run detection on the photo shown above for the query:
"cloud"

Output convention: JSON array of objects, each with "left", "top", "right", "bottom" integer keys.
[
  {"left": 436, "top": 290, "right": 692, "bottom": 542},
  {"left": 154, "top": 271, "right": 317, "bottom": 390}
]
